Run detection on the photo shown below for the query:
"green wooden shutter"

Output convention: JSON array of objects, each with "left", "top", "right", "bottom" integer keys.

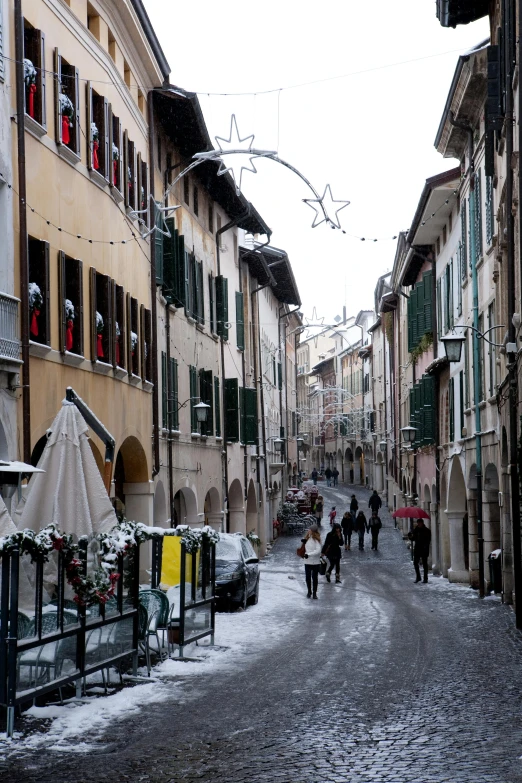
[
  {"left": 235, "top": 291, "right": 245, "bottom": 350},
  {"left": 244, "top": 388, "right": 257, "bottom": 444},
  {"left": 436, "top": 278, "right": 442, "bottom": 340},
  {"left": 239, "top": 386, "right": 245, "bottom": 444},
  {"left": 416, "top": 281, "right": 425, "bottom": 340},
  {"left": 422, "top": 270, "right": 433, "bottom": 333},
  {"left": 209, "top": 275, "right": 215, "bottom": 333},
  {"left": 407, "top": 294, "right": 413, "bottom": 352},
  {"left": 214, "top": 376, "right": 221, "bottom": 437},
  {"left": 449, "top": 376, "right": 455, "bottom": 443},
  {"left": 154, "top": 203, "right": 164, "bottom": 285},
  {"left": 162, "top": 217, "right": 177, "bottom": 304},
  {"left": 277, "top": 361, "right": 283, "bottom": 390},
  {"left": 189, "top": 365, "right": 198, "bottom": 432},
  {"left": 204, "top": 369, "right": 213, "bottom": 434},
  {"left": 449, "top": 259, "right": 454, "bottom": 328},
  {"left": 461, "top": 200, "right": 468, "bottom": 274},
  {"left": 224, "top": 378, "right": 239, "bottom": 442},
  {"left": 422, "top": 375, "right": 435, "bottom": 445},
  {"left": 475, "top": 169, "right": 483, "bottom": 260},
  {"left": 216, "top": 276, "right": 229, "bottom": 339},
  {"left": 170, "top": 358, "right": 178, "bottom": 430},
  {"left": 197, "top": 261, "right": 204, "bottom": 324},
  {"left": 161, "top": 351, "right": 167, "bottom": 429},
  {"left": 485, "top": 175, "right": 494, "bottom": 245},
  {"left": 410, "top": 287, "right": 418, "bottom": 349}
]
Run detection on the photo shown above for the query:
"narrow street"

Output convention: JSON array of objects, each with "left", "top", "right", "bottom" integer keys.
[{"left": 3, "top": 484, "right": 522, "bottom": 783}]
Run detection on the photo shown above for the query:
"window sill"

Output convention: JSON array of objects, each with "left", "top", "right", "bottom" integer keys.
[
  {"left": 215, "top": 437, "right": 223, "bottom": 442},
  {"left": 114, "top": 365, "right": 127, "bottom": 379},
  {"left": 58, "top": 143, "right": 80, "bottom": 167},
  {"left": 126, "top": 206, "right": 138, "bottom": 221},
  {"left": 200, "top": 435, "right": 208, "bottom": 442},
  {"left": 186, "top": 316, "right": 196, "bottom": 326},
  {"left": 143, "top": 380, "right": 154, "bottom": 393},
  {"left": 89, "top": 169, "right": 109, "bottom": 190},
  {"left": 478, "top": 400, "right": 487, "bottom": 410},
  {"left": 93, "top": 360, "right": 113, "bottom": 375},
  {"left": 111, "top": 186, "right": 124, "bottom": 205},
  {"left": 63, "top": 351, "right": 85, "bottom": 367},
  {"left": 486, "top": 240, "right": 497, "bottom": 256},
  {"left": 196, "top": 323, "right": 205, "bottom": 333},
  {"left": 464, "top": 408, "right": 472, "bottom": 416},
  {"left": 475, "top": 255, "right": 485, "bottom": 272},
  {"left": 24, "top": 115, "right": 46, "bottom": 139},
  {"left": 29, "top": 340, "right": 52, "bottom": 358},
  {"left": 487, "top": 395, "right": 497, "bottom": 405},
  {"left": 211, "top": 333, "right": 219, "bottom": 342},
  {"left": 191, "top": 432, "right": 200, "bottom": 440},
  {"left": 129, "top": 373, "right": 141, "bottom": 386}
]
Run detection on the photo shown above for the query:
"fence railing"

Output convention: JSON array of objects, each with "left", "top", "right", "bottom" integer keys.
[{"left": 0, "top": 292, "right": 20, "bottom": 364}]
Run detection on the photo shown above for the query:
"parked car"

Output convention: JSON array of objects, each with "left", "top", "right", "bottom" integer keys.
[{"left": 215, "top": 533, "right": 260, "bottom": 610}]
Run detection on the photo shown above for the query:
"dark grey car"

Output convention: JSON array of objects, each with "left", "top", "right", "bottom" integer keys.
[{"left": 214, "top": 534, "right": 260, "bottom": 610}]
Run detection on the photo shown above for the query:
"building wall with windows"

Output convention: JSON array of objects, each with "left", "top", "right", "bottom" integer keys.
[{"left": 12, "top": 0, "right": 168, "bottom": 523}]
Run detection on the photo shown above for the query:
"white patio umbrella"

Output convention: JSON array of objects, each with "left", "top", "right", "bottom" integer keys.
[
  {"left": 17, "top": 400, "right": 117, "bottom": 537},
  {"left": 0, "top": 493, "right": 15, "bottom": 536}
]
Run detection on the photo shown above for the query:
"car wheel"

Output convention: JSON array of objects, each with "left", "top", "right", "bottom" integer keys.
[{"left": 239, "top": 578, "right": 248, "bottom": 611}]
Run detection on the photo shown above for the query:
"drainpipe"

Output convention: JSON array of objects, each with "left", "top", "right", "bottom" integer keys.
[
  {"left": 148, "top": 95, "right": 160, "bottom": 478},
  {"left": 14, "top": 0, "right": 30, "bottom": 463},
  {"left": 382, "top": 316, "right": 387, "bottom": 502},
  {"left": 431, "top": 251, "right": 441, "bottom": 575},
  {"left": 449, "top": 112, "right": 484, "bottom": 596},
  {"left": 165, "top": 303, "right": 174, "bottom": 526},
  {"left": 239, "top": 257, "right": 248, "bottom": 509}
]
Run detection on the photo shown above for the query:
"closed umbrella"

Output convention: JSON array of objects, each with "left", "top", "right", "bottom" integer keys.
[
  {"left": 392, "top": 507, "right": 430, "bottom": 519},
  {"left": 17, "top": 400, "right": 117, "bottom": 537}
]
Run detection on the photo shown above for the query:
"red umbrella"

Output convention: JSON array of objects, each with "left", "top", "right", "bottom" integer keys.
[{"left": 392, "top": 506, "right": 430, "bottom": 519}]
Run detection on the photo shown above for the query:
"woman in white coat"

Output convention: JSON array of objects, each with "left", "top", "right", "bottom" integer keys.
[{"left": 303, "top": 524, "right": 322, "bottom": 599}]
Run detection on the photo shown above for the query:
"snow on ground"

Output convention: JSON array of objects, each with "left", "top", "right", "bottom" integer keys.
[{"left": 0, "top": 561, "right": 299, "bottom": 753}]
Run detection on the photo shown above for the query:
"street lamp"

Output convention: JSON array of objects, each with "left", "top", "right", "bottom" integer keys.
[
  {"left": 440, "top": 334, "right": 466, "bottom": 363},
  {"left": 273, "top": 437, "right": 284, "bottom": 454},
  {"left": 401, "top": 426, "right": 417, "bottom": 445},
  {"left": 193, "top": 401, "right": 210, "bottom": 423},
  {"left": 296, "top": 437, "right": 304, "bottom": 449},
  {"left": 379, "top": 440, "right": 387, "bottom": 453}
]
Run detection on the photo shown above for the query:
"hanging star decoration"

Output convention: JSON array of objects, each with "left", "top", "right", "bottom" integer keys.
[
  {"left": 193, "top": 115, "right": 276, "bottom": 196},
  {"left": 128, "top": 194, "right": 181, "bottom": 240},
  {"left": 303, "top": 185, "right": 350, "bottom": 230},
  {"left": 302, "top": 307, "right": 327, "bottom": 346}
]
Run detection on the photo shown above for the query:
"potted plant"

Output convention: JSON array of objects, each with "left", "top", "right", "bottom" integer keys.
[
  {"left": 65, "top": 298, "right": 75, "bottom": 351},
  {"left": 96, "top": 311, "right": 104, "bottom": 359},
  {"left": 28, "top": 282, "right": 43, "bottom": 338},
  {"left": 91, "top": 122, "right": 100, "bottom": 170},
  {"left": 59, "top": 92, "right": 74, "bottom": 145},
  {"left": 24, "top": 58, "right": 37, "bottom": 118},
  {"left": 115, "top": 321, "right": 121, "bottom": 366},
  {"left": 112, "top": 143, "right": 119, "bottom": 186}
]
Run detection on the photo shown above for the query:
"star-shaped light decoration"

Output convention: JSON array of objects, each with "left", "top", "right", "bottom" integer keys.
[
  {"left": 128, "top": 194, "right": 181, "bottom": 239},
  {"left": 194, "top": 115, "right": 276, "bottom": 196},
  {"left": 302, "top": 306, "right": 326, "bottom": 346},
  {"left": 303, "top": 185, "right": 350, "bottom": 229}
]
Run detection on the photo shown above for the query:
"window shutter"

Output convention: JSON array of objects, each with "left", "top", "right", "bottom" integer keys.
[
  {"left": 38, "top": 31, "right": 46, "bottom": 129},
  {"left": 216, "top": 276, "right": 229, "bottom": 340},
  {"left": 77, "top": 260, "right": 84, "bottom": 357},
  {"left": 410, "top": 287, "right": 418, "bottom": 349},
  {"left": 209, "top": 275, "right": 216, "bottom": 333},
  {"left": 436, "top": 278, "right": 442, "bottom": 340},
  {"left": 407, "top": 293, "right": 413, "bottom": 352},
  {"left": 140, "top": 304, "right": 146, "bottom": 380},
  {"left": 123, "top": 130, "right": 129, "bottom": 207},
  {"left": 58, "top": 250, "right": 66, "bottom": 352},
  {"left": 244, "top": 387, "right": 257, "bottom": 444},
  {"left": 54, "top": 48, "right": 62, "bottom": 144},
  {"left": 154, "top": 202, "right": 164, "bottom": 285},
  {"left": 277, "top": 361, "right": 283, "bottom": 390},
  {"left": 461, "top": 200, "right": 467, "bottom": 275},
  {"left": 86, "top": 82, "right": 93, "bottom": 170},
  {"left": 485, "top": 176, "right": 494, "bottom": 245},
  {"left": 74, "top": 67, "right": 80, "bottom": 155},
  {"left": 189, "top": 365, "right": 198, "bottom": 432},
  {"left": 224, "top": 378, "right": 239, "bottom": 442},
  {"left": 162, "top": 216, "right": 176, "bottom": 303},
  {"left": 161, "top": 351, "right": 167, "bottom": 429},
  {"left": 423, "top": 375, "right": 435, "bottom": 444},
  {"left": 197, "top": 261, "right": 204, "bottom": 324},
  {"left": 214, "top": 376, "right": 221, "bottom": 437},
  {"left": 235, "top": 291, "right": 244, "bottom": 350},
  {"left": 103, "top": 97, "right": 109, "bottom": 181},
  {"left": 199, "top": 368, "right": 207, "bottom": 435},
  {"left": 239, "top": 386, "right": 245, "bottom": 444},
  {"left": 475, "top": 169, "right": 483, "bottom": 260},
  {"left": 203, "top": 369, "right": 213, "bottom": 434},
  {"left": 126, "top": 292, "right": 132, "bottom": 375},
  {"left": 416, "top": 281, "right": 425, "bottom": 339},
  {"left": 449, "top": 259, "right": 454, "bottom": 328},
  {"left": 171, "top": 358, "right": 179, "bottom": 430},
  {"left": 42, "top": 241, "right": 50, "bottom": 346},
  {"left": 486, "top": 45, "right": 503, "bottom": 131},
  {"left": 449, "top": 377, "right": 455, "bottom": 443},
  {"left": 185, "top": 251, "right": 192, "bottom": 317},
  {"left": 422, "top": 270, "right": 433, "bottom": 333},
  {"left": 89, "top": 266, "right": 97, "bottom": 362}
]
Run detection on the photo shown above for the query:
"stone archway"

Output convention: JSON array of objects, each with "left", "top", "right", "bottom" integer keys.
[
  {"left": 467, "top": 463, "right": 478, "bottom": 588},
  {"left": 174, "top": 486, "right": 198, "bottom": 526},
  {"left": 114, "top": 436, "right": 151, "bottom": 524},
  {"left": 345, "top": 447, "right": 354, "bottom": 483},
  {"left": 153, "top": 480, "right": 168, "bottom": 527},
  {"left": 337, "top": 449, "right": 343, "bottom": 482},
  {"left": 228, "top": 478, "right": 244, "bottom": 534},
  {"left": 483, "top": 463, "right": 500, "bottom": 590},
  {"left": 440, "top": 470, "right": 450, "bottom": 577},
  {"left": 447, "top": 457, "right": 468, "bottom": 583},
  {"left": 204, "top": 487, "right": 222, "bottom": 530},
  {"left": 354, "top": 446, "right": 363, "bottom": 484}
]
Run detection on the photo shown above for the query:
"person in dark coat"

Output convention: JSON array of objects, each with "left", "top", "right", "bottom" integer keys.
[
  {"left": 355, "top": 511, "right": 367, "bottom": 551},
  {"left": 369, "top": 490, "right": 382, "bottom": 514},
  {"left": 314, "top": 495, "right": 324, "bottom": 526},
  {"left": 311, "top": 468, "right": 318, "bottom": 485},
  {"left": 332, "top": 468, "right": 339, "bottom": 487},
  {"left": 322, "top": 523, "right": 343, "bottom": 583},
  {"left": 325, "top": 467, "right": 332, "bottom": 487},
  {"left": 341, "top": 511, "right": 354, "bottom": 550},
  {"left": 408, "top": 519, "right": 431, "bottom": 583},
  {"left": 368, "top": 511, "right": 382, "bottom": 550},
  {"left": 349, "top": 494, "right": 359, "bottom": 525}
]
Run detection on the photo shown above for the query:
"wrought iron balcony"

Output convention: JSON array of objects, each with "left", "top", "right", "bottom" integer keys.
[{"left": 0, "top": 292, "right": 21, "bottom": 370}]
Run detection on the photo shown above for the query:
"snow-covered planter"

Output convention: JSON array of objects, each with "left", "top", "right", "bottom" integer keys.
[
  {"left": 24, "top": 58, "right": 37, "bottom": 86},
  {"left": 65, "top": 299, "right": 75, "bottom": 352},
  {"left": 247, "top": 531, "right": 261, "bottom": 549},
  {"left": 96, "top": 311, "right": 104, "bottom": 358},
  {"left": 91, "top": 122, "right": 100, "bottom": 170},
  {"left": 59, "top": 93, "right": 74, "bottom": 145},
  {"left": 65, "top": 299, "right": 75, "bottom": 320},
  {"left": 29, "top": 282, "right": 43, "bottom": 338}
]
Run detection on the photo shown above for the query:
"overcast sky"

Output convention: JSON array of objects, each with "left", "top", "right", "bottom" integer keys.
[{"left": 144, "top": 0, "right": 488, "bottom": 325}]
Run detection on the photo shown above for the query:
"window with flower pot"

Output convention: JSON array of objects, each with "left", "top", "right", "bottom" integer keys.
[
  {"left": 137, "top": 153, "right": 148, "bottom": 224},
  {"left": 87, "top": 84, "right": 109, "bottom": 179},
  {"left": 54, "top": 49, "right": 80, "bottom": 155},
  {"left": 28, "top": 237, "right": 50, "bottom": 346},
  {"left": 140, "top": 305, "right": 152, "bottom": 382},
  {"left": 90, "top": 268, "right": 112, "bottom": 363},
  {"left": 58, "top": 252, "right": 83, "bottom": 355},
  {"left": 109, "top": 110, "right": 123, "bottom": 191},
  {"left": 127, "top": 294, "right": 139, "bottom": 376},
  {"left": 114, "top": 284, "right": 125, "bottom": 370},
  {"left": 23, "top": 20, "right": 46, "bottom": 127},
  {"left": 124, "top": 131, "right": 136, "bottom": 210}
]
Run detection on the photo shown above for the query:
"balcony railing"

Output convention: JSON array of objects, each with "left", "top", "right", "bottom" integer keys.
[{"left": 0, "top": 292, "right": 21, "bottom": 364}]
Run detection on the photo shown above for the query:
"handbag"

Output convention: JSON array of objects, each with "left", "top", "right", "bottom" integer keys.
[
  {"left": 319, "top": 557, "right": 327, "bottom": 576},
  {"left": 296, "top": 542, "right": 306, "bottom": 558}
]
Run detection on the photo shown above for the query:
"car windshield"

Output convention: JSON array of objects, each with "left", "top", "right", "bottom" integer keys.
[{"left": 216, "top": 537, "right": 241, "bottom": 561}]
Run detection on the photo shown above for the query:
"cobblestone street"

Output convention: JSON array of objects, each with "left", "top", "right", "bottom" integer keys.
[{"left": 3, "top": 484, "right": 522, "bottom": 783}]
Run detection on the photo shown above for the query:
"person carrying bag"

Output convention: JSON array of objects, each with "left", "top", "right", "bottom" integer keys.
[{"left": 302, "top": 525, "right": 322, "bottom": 598}]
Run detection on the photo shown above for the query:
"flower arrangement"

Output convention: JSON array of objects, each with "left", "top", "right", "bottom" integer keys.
[
  {"left": 115, "top": 321, "right": 121, "bottom": 337},
  {"left": 112, "top": 143, "right": 119, "bottom": 161},
  {"left": 24, "top": 58, "right": 37, "bottom": 86},
  {"left": 29, "top": 282, "right": 43, "bottom": 310},
  {"left": 65, "top": 299, "right": 75, "bottom": 351},
  {"left": 247, "top": 531, "right": 262, "bottom": 549},
  {"left": 90, "top": 122, "right": 100, "bottom": 170},
  {"left": 131, "top": 331, "right": 138, "bottom": 351},
  {"left": 91, "top": 122, "right": 99, "bottom": 142},
  {"left": 96, "top": 311, "right": 104, "bottom": 359},
  {"left": 96, "top": 311, "right": 104, "bottom": 334},
  {"left": 65, "top": 299, "right": 75, "bottom": 320},
  {"left": 59, "top": 92, "right": 74, "bottom": 118}
]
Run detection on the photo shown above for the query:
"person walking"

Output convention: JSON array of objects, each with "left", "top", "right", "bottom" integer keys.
[
  {"left": 332, "top": 468, "right": 339, "bottom": 487},
  {"left": 328, "top": 506, "right": 337, "bottom": 526},
  {"left": 311, "top": 468, "right": 318, "bottom": 485},
  {"left": 322, "top": 523, "right": 343, "bottom": 583},
  {"left": 368, "top": 511, "right": 382, "bottom": 550},
  {"left": 355, "top": 511, "right": 367, "bottom": 551},
  {"left": 408, "top": 518, "right": 431, "bottom": 583},
  {"left": 302, "top": 525, "right": 322, "bottom": 598},
  {"left": 341, "top": 511, "right": 354, "bottom": 551},
  {"left": 315, "top": 495, "right": 324, "bottom": 526},
  {"left": 325, "top": 467, "right": 332, "bottom": 487},
  {"left": 350, "top": 494, "right": 359, "bottom": 525},
  {"left": 369, "top": 489, "right": 382, "bottom": 515}
]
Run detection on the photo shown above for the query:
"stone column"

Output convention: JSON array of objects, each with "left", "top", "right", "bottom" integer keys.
[
  {"left": 447, "top": 508, "right": 469, "bottom": 583},
  {"left": 483, "top": 490, "right": 501, "bottom": 591},
  {"left": 467, "top": 495, "right": 479, "bottom": 588},
  {"left": 207, "top": 511, "right": 225, "bottom": 532},
  {"left": 429, "top": 502, "right": 440, "bottom": 575},
  {"left": 501, "top": 470, "right": 513, "bottom": 602}
]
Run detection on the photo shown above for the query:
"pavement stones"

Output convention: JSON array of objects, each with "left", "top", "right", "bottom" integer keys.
[{"left": 2, "top": 484, "right": 522, "bottom": 782}]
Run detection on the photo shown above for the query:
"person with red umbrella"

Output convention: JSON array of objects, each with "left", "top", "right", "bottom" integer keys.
[{"left": 408, "top": 518, "right": 432, "bottom": 583}]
